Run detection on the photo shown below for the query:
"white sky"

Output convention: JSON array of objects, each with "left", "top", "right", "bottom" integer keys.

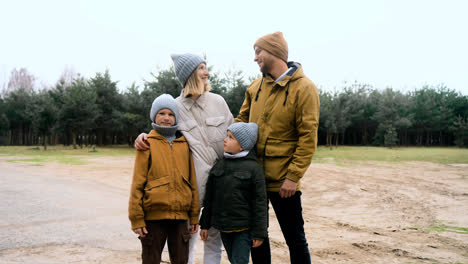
[{"left": 1, "top": 0, "right": 467, "bottom": 95}]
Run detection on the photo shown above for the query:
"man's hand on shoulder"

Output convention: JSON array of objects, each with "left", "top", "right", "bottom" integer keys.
[{"left": 134, "top": 133, "right": 149, "bottom": 150}]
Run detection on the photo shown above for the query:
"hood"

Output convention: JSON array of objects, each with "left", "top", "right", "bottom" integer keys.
[{"left": 286, "top": 61, "right": 305, "bottom": 82}]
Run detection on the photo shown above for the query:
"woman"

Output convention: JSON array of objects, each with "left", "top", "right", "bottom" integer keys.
[{"left": 135, "top": 53, "right": 233, "bottom": 264}]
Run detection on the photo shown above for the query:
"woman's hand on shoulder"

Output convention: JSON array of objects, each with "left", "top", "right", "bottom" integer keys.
[{"left": 134, "top": 133, "right": 149, "bottom": 150}]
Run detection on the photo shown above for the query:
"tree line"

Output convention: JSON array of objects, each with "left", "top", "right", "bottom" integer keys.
[{"left": 1, "top": 67, "right": 467, "bottom": 149}]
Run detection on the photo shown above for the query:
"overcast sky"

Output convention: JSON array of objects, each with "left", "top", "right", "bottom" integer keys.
[{"left": 1, "top": 0, "right": 467, "bottom": 95}]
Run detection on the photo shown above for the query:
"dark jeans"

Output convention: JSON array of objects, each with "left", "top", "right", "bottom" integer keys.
[
  {"left": 251, "top": 191, "right": 311, "bottom": 264},
  {"left": 139, "top": 220, "right": 190, "bottom": 264},
  {"left": 220, "top": 230, "right": 252, "bottom": 264}
]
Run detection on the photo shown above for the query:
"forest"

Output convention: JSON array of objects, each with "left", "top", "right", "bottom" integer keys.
[{"left": 1, "top": 67, "right": 467, "bottom": 149}]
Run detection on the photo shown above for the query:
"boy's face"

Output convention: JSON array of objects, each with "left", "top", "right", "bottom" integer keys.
[
  {"left": 155, "top": 108, "right": 175, "bottom": 127},
  {"left": 224, "top": 131, "right": 243, "bottom": 154}
]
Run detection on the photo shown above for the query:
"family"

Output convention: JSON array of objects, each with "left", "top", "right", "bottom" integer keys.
[{"left": 128, "top": 31, "right": 320, "bottom": 264}]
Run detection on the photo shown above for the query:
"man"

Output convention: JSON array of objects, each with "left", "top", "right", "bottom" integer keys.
[{"left": 236, "top": 31, "right": 320, "bottom": 264}]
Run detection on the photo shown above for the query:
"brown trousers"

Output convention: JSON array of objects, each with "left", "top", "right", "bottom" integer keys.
[{"left": 139, "top": 220, "right": 191, "bottom": 264}]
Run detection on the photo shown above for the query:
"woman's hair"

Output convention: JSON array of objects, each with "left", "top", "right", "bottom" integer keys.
[{"left": 183, "top": 64, "right": 211, "bottom": 97}]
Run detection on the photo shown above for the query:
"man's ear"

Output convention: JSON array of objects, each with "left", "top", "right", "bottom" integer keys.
[{"left": 240, "top": 146, "right": 244, "bottom": 151}]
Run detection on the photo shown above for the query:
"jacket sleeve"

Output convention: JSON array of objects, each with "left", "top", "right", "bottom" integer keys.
[
  {"left": 250, "top": 164, "right": 268, "bottom": 240},
  {"left": 199, "top": 169, "right": 215, "bottom": 230},
  {"left": 128, "top": 150, "right": 150, "bottom": 230},
  {"left": 287, "top": 82, "right": 320, "bottom": 183},
  {"left": 234, "top": 84, "right": 253, "bottom": 123},
  {"left": 188, "top": 151, "right": 200, "bottom": 225}
]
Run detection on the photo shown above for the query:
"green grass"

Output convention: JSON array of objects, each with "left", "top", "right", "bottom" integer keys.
[
  {"left": 407, "top": 221, "right": 468, "bottom": 235},
  {"left": 0, "top": 145, "right": 135, "bottom": 165},
  {"left": 313, "top": 146, "right": 468, "bottom": 164},
  {"left": 6, "top": 156, "right": 88, "bottom": 165},
  {"left": 428, "top": 224, "right": 468, "bottom": 234},
  {"left": 1, "top": 145, "right": 468, "bottom": 165},
  {"left": 408, "top": 263, "right": 466, "bottom": 264}
]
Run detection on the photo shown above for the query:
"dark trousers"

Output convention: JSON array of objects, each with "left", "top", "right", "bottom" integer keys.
[
  {"left": 139, "top": 220, "right": 190, "bottom": 264},
  {"left": 251, "top": 191, "right": 311, "bottom": 264},
  {"left": 220, "top": 230, "right": 252, "bottom": 264}
]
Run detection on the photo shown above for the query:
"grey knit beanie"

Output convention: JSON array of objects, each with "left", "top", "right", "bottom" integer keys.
[
  {"left": 150, "top": 94, "right": 179, "bottom": 124},
  {"left": 228, "top": 122, "right": 258, "bottom": 151},
  {"left": 171, "top": 53, "right": 206, "bottom": 87}
]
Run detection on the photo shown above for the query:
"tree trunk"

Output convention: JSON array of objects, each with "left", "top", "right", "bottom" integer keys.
[
  {"left": 43, "top": 134, "right": 48, "bottom": 151},
  {"left": 72, "top": 131, "right": 77, "bottom": 149},
  {"left": 97, "top": 129, "right": 103, "bottom": 146},
  {"left": 18, "top": 125, "right": 23, "bottom": 145},
  {"left": 7, "top": 130, "right": 12, "bottom": 145}
]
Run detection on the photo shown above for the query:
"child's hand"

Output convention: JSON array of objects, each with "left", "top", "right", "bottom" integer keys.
[
  {"left": 189, "top": 224, "right": 199, "bottom": 234},
  {"left": 252, "top": 239, "right": 263, "bottom": 248},
  {"left": 133, "top": 227, "right": 148, "bottom": 237},
  {"left": 200, "top": 229, "right": 208, "bottom": 241}
]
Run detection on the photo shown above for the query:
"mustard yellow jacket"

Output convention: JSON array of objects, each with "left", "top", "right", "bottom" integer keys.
[
  {"left": 128, "top": 130, "right": 200, "bottom": 230},
  {"left": 235, "top": 63, "right": 320, "bottom": 191}
]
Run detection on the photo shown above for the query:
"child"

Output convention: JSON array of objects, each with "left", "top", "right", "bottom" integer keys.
[
  {"left": 200, "top": 122, "right": 267, "bottom": 264},
  {"left": 128, "top": 94, "right": 200, "bottom": 264}
]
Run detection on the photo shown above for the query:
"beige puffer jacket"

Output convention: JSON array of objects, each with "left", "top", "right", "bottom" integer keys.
[{"left": 176, "top": 91, "right": 234, "bottom": 206}]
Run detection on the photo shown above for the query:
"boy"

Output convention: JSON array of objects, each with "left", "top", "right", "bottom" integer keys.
[
  {"left": 200, "top": 122, "right": 267, "bottom": 264},
  {"left": 128, "top": 94, "right": 200, "bottom": 264}
]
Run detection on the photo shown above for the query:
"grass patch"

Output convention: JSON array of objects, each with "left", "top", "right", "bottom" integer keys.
[
  {"left": 0, "top": 145, "right": 135, "bottom": 165},
  {"left": 428, "top": 224, "right": 468, "bottom": 234},
  {"left": 7, "top": 156, "right": 88, "bottom": 165},
  {"left": 407, "top": 221, "right": 468, "bottom": 235},
  {"left": 2, "top": 145, "right": 467, "bottom": 165},
  {"left": 407, "top": 263, "right": 466, "bottom": 264},
  {"left": 0, "top": 145, "right": 135, "bottom": 157},
  {"left": 313, "top": 146, "right": 468, "bottom": 164}
]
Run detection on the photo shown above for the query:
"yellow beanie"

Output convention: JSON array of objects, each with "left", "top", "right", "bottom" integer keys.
[{"left": 254, "top": 31, "right": 288, "bottom": 63}]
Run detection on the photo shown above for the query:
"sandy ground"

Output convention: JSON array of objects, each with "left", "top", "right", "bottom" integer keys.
[{"left": 0, "top": 154, "right": 467, "bottom": 264}]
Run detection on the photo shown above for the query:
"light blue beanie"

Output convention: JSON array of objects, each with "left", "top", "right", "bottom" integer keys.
[
  {"left": 150, "top": 94, "right": 179, "bottom": 124},
  {"left": 228, "top": 122, "right": 258, "bottom": 151},
  {"left": 171, "top": 53, "right": 206, "bottom": 87}
]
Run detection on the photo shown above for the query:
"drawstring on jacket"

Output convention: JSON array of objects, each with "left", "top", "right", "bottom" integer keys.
[
  {"left": 254, "top": 78, "right": 264, "bottom": 101},
  {"left": 254, "top": 77, "right": 290, "bottom": 106},
  {"left": 283, "top": 83, "right": 290, "bottom": 106}
]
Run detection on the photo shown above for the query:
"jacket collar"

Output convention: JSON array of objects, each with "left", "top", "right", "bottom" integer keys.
[
  {"left": 263, "top": 62, "right": 302, "bottom": 88},
  {"left": 179, "top": 90, "right": 208, "bottom": 110},
  {"left": 211, "top": 150, "right": 258, "bottom": 176},
  {"left": 148, "top": 129, "right": 186, "bottom": 142}
]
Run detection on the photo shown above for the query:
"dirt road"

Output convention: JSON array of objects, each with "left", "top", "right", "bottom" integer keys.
[{"left": 0, "top": 156, "right": 467, "bottom": 263}]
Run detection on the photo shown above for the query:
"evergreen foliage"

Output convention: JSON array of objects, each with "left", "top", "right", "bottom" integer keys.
[{"left": 1, "top": 67, "right": 467, "bottom": 148}]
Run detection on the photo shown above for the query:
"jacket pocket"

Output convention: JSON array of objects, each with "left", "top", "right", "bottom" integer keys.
[
  {"left": 263, "top": 139, "right": 297, "bottom": 183},
  {"left": 232, "top": 171, "right": 252, "bottom": 191},
  {"left": 179, "top": 120, "right": 202, "bottom": 145},
  {"left": 205, "top": 116, "right": 226, "bottom": 142},
  {"left": 180, "top": 175, "right": 193, "bottom": 207},
  {"left": 233, "top": 171, "right": 252, "bottom": 180},
  {"left": 179, "top": 119, "right": 197, "bottom": 132},
  {"left": 264, "top": 138, "right": 297, "bottom": 157},
  {"left": 143, "top": 176, "right": 170, "bottom": 211}
]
